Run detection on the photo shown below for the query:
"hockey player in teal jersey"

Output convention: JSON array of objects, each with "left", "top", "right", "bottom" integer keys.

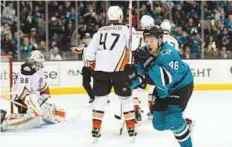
[{"left": 125, "top": 26, "right": 194, "bottom": 147}]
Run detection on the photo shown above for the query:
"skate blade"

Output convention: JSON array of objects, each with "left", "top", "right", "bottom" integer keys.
[
  {"left": 0, "top": 127, "right": 6, "bottom": 132},
  {"left": 189, "top": 120, "right": 196, "bottom": 133},
  {"left": 92, "top": 137, "right": 99, "bottom": 144},
  {"left": 130, "top": 136, "right": 136, "bottom": 143},
  {"left": 130, "top": 132, "right": 137, "bottom": 143}
]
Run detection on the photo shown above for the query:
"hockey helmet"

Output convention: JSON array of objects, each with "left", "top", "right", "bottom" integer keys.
[
  {"left": 140, "top": 15, "right": 155, "bottom": 29},
  {"left": 160, "top": 19, "right": 171, "bottom": 34},
  {"left": 143, "top": 25, "right": 163, "bottom": 40},
  {"left": 107, "top": 6, "right": 123, "bottom": 21}
]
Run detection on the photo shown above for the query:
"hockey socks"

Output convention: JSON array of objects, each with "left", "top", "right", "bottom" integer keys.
[
  {"left": 173, "top": 122, "right": 192, "bottom": 147},
  {"left": 120, "top": 96, "right": 137, "bottom": 137},
  {"left": 123, "top": 110, "right": 136, "bottom": 136},
  {"left": 148, "top": 94, "right": 152, "bottom": 115},
  {"left": 92, "top": 110, "right": 104, "bottom": 137},
  {"left": 133, "top": 97, "right": 142, "bottom": 122}
]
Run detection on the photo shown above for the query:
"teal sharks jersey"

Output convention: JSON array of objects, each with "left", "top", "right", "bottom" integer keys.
[{"left": 133, "top": 43, "right": 193, "bottom": 98}]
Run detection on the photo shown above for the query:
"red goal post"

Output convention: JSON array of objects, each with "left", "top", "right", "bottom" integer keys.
[{"left": 0, "top": 56, "right": 14, "bottom": 113}]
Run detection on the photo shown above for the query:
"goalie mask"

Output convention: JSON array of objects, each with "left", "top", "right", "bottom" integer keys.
[{"left": 28, "top": 50, "right": 45, "bottom": 71}]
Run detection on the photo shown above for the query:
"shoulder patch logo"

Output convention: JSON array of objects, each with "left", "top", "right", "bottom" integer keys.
[{"left": 160, "top": 49, "right": 171, "bottom": 56}]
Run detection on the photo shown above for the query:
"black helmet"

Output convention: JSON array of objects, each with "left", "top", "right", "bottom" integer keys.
[{"left": 143, "top": 25, "right": 163, "bottom": 40}]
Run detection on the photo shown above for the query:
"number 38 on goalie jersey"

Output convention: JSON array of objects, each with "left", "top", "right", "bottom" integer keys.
[
  {"left": 12, "top": 63, "right": 48, "bottom": 99},
  {"left": 86, "top": 25, "right": 139, "bottom": 72}
]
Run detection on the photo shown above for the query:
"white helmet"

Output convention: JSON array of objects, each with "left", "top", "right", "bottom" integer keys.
[
  {"left": 107, "top": 6, "right": 123, "bottom": 21},
  {"left": 160, "top": 19, "right": 171, "bottom": 34},
  {"left": 28, "top": 50, "right": 45, "bottom": 70},
  {"left": 140, "top": 15, "right": 155, "bottom": 29}
]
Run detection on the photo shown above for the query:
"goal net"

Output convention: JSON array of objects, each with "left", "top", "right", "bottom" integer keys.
[{"left": 0, "top": 56, "right": 13, "bottom": 113}]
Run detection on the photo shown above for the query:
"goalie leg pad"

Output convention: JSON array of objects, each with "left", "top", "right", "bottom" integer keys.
[
  {"left": 25, "top": 94, "right": 42, "bottom": 117},
  {"left": 38, "top": 95, "right": 66, "bottom": 124},
  {"left": 55, "top": 109, "right": 66, "bottom": 118},
  {"left": 5, "top": 113, "right": 42, "bottom": 131},
  {"left": 0, "top": 109, "right": 7, "bottom": 132}
]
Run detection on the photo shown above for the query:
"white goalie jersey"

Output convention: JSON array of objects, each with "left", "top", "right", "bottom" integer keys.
[
  {"left": 12, "top": 63, "right": 48, "bottom": 100},
  {"left": 86, "top": 24, "right": 139, "bottom": 72}
]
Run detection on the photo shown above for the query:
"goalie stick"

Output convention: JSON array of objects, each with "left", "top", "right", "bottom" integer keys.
[{"left": 0, "top": 94, "right": 27, "bottom": 109}]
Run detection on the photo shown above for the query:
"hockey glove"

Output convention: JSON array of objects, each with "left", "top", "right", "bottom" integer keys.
[
  {"left": 137, "top": 74, "right": 148, "bottom": 89},
  {"left": 132, "top": 49, "right": 156, "bottom": 72},
  {"left": 124, "top": 64, "right": 140, "bottom": 88}
]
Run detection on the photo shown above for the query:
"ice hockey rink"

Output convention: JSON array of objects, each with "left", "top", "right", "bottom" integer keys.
[{"left": 1, "top": 90, "right": 232, "bottom": 147}]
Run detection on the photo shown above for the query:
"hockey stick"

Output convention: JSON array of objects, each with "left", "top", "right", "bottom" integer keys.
[
  {"left": 0, "top": 94, "right": 27, "bottom": 108},
  {"left": 77, "top": 69, "right": 83, "bottom": 75},
  {"left": 119, "top": 102, "right": 124, "bottom": 135},
  {"left": 114, "top": 114, "right": 122, "bottom": 120},
  {"left": 119, "top": 0, "right": 132, "bottom": 136}
]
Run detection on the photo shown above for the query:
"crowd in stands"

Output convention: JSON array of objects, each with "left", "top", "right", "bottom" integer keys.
[{"left": 1, "top": 1, "right": 232, "bottom": 61}]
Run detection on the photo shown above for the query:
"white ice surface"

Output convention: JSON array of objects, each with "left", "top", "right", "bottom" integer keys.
[{"left": 1, "top": 91, "right": 232, "bottom": 147}]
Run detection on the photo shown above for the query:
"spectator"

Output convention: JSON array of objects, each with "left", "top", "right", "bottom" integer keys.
[
  {"left": 11, "top": 31, "right": 20, "bottom": 55},
  {"left": 1, "top": 23, "right": 12, "bottom": 39},
  {"left": 66, "top": 7, "right": 76, "bottom": 21},
  {"left": 204, "top": 6, "right": 215, "bottom": 20},
  {"left": 182, "top": 45, "right": 191, "bottom": 59},
  {"left": 37, "top": 14, "right": 46, "bottom": 40},
  {"left": 49, "top": 16, "right": 64, "bottom": 46},
  {"left": 63, "top": 21, "right": 75, "bottom": 50},
  {"left": 215, "top": 6, "right": 225, "bottom": 21},
  {"left": 191, "top": 33, "right": 202, "bottom": 58},
  {"left": 64, "top": 1, "right": 72, "bottom": 14},
  {"left": 204, "top": 40, "right": 218, "bottom": 59},
  {"left": 1, "top": 32, "right": 15, "bottom": 56},
  {"left": 50, "top": 46, "right": 62, "bottom": 60},
  {"left": 184, "top": 18, "right": 198, "bottom": 36},
  {"left": 132, "top": 9, "right": 138, "bottom": 28},
  {"left": 38, "top": 40, "right": 46, "bottom": 51},
  {"left": 2, "top": 2, "right": 16, "bottom": 25},
  {"left": 37, "top": 40, "right": 48, "bottom": 60},
  {"left": 2, "top": 1, "right": 232, "bottom": 60},
  {"left": 83, "top": 6, "right": 97, "bottom": 32},
  {"left": 216, "top": 28, "right": 232, "bottom": 51},
  {"left": 56, "top": 5, "right": 65, "bottom": 20},
  {"left": 176, "top": 27, "right": 188, "bottom": 49},
  {"left": 223, "top": 14, "right": 232, "bottom": 33},
  {"left": 20, "top": 36, "right": 32, "bottom": 60},
  {"left": 29, "top": 28, "right": 40, "bottom": 48}
]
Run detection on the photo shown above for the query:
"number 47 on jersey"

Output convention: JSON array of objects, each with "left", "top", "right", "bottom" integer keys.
[{"left": 99, "top": 33, "right": 120, "bottom": 50}]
